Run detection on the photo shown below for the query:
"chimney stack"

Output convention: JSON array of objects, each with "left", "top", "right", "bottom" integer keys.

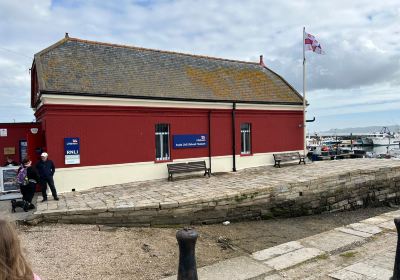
[
  {"left": 259, "top": 55, "right": 266, "bottom": 67},
  {"left": 65, "top": 32, "right": 69, "bottom": 38}
]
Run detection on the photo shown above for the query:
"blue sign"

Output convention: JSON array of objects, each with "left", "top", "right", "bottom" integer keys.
[
  {"left": 173, "top": 134, "right": 208, "bottom": 149},
  {"left": 64, "top": 137, "right": 80, "bottom": 164}
]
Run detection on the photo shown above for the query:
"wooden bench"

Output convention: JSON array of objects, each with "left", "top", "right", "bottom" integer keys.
[
  {"left": 273, "top": 152, "right": 305, "bottom": 168},
  {"left": 167, "top": 160, "right": 210, "bottom": 181}
]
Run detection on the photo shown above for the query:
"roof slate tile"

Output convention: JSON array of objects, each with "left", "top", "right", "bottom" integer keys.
[{"left": 34, "top": 37, "right": 303, "bottom": 104}]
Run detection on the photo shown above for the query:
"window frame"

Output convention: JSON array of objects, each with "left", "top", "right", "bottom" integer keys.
[
  {"left": 240, "top": 123, "right": 252, "bottom": 155},
  {"left": 155, "top": 123, "right": 171, "bottom": 162}
]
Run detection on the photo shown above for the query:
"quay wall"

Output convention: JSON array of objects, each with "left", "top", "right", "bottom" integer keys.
[{"left": 37, "top": 164, "right": 400, "bottom": 226}]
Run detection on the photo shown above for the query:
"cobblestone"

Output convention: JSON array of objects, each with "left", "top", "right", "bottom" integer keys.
[{"left": 34, "top": 159, "right": 400, "bottom": 225}]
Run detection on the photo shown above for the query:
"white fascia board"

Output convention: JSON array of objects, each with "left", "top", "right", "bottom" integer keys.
[{"left": 38, "top": 94, "right": 303, "bottom": 111}]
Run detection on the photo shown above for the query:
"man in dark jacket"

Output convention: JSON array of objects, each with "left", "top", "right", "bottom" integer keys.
[{"left": 36, "top": 152, "right": 59, "bottom": 202}]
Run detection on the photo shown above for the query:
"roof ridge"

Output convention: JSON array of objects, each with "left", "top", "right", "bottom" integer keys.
[{"left": 67, "top": 37, "right": 260, "bottom": 66}]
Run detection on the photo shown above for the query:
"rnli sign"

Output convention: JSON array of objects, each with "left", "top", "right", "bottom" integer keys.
[
  {"left": 64, "top": 137, "right": 80, "bottom": 165},
  {"left": 173, "top": 134, "right": 208, "bottom": 149}
]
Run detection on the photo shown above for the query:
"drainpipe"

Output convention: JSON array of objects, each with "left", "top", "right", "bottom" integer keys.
[
  {"left": 208, "top": 110, "right": 212, "bottom": 173},
  {"left": 232, "top": 102, "right": 237, "bottom": 172}
]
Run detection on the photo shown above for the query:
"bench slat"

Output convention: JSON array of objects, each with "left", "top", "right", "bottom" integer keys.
[
  {"left": 273, "top": 152, "right": 305, "bottom": 168},
  {"left": 167, "top": 160, "right": 210, "bottom": 181}
]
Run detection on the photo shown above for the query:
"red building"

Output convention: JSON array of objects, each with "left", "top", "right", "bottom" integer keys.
[
  {"left": 30, "top": 36, "right": 304, "bottom": 193},
  {"left": 0, "top": 122, "right": 42, "bottom": 165}
]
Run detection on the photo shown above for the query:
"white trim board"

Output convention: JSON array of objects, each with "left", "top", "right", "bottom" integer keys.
[{"left": 39, "top": 94, "right": 304, "bottom": 111}]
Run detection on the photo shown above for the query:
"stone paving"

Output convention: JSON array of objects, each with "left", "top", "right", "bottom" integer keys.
[
  {"left": 162, "top": 209, "right": 400, "bottom": 280},
  {"left": 33, "top": 158, "right": 400, "bottom": 226}
]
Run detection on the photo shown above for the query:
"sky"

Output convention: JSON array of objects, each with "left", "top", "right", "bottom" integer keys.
[{"left": 0, "top": 0, "right": 399, "bottom": 132}]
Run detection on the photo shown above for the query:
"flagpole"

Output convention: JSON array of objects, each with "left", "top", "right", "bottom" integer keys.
[{"left": 303, "top": 27, "right": 306, "bottom": 156}]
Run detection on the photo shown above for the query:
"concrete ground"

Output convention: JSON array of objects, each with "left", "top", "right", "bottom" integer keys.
[
  {"left": 0, "top": 193, "right": 37, "bottom": 222},
  {"left": 1, "top": 190, "right": 398, "bottom": 279},
  {"left": 163, "top": 209, "right": 400, "bottom": 280},
  {"left": 1, "top": 206, "right": 394, "bottom": 280}
]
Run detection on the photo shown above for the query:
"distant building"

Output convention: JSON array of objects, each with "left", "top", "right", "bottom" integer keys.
[{"left": 28, "top": 36, "right": 304, "bottom": 192}]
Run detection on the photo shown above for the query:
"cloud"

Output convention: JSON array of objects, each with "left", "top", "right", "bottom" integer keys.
[{"left": 0, "top": 0, "right": 399, "bottom": 130}]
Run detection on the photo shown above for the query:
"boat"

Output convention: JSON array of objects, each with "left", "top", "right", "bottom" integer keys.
[
  {"left": 321, "top": 137, "right": 342, "bottom": 146},
  {"left": 366, "top": 127, "right": 400, "bottom": 146},
  {"left": 360, "top": 136, "right": 373, "bottom": 146}
]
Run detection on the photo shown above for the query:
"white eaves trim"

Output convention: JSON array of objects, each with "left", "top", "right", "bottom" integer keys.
[{"left": 38, "top": 94, "right": 304, "bottom": 111}]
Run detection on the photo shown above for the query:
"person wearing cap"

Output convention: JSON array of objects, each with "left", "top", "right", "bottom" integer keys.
[{"left": 36, "top": 152, "right": 59, "bottom": 202}]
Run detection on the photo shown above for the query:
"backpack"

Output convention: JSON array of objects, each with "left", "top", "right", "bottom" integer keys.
[{"left": 16, "top": 167, "right": 29, "bottom": 186}]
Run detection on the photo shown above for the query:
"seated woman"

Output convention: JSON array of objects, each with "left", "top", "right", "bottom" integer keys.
[{"left": 0, "top": 219, "right": 41, "bottom": 279}]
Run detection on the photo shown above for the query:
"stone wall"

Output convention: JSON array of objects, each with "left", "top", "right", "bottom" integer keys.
[{"left": 36, "top": 164, "right": 400, "bottom": 226}]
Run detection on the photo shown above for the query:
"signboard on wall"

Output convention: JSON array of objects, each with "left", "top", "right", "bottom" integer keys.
[
  {"left": 19, "top": 140, "right": 27, "bottom": 162},
  {"left": 64, "top": 137, "right": 80, "bottom": 165},
  {"left": 0, "top": 129, "right": 7, "bottom": 137},
  {"left": 173, "top": 134, "right": 208, "bottom": 149},
  {"left": 4, "top": 147, "right": 15, "bottom": 155},
  {"left": 0, "top": 167, "right": 19, "bottom": 193}
]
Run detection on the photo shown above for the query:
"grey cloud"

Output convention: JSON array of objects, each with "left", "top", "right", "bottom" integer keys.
[{"left": 0, "top": 0, "right": 399, "bottom": 130}]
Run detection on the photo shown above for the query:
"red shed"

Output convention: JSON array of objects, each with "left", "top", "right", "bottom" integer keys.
[{"left": 30, "top": 36, "right": 305, "bottom": 193}]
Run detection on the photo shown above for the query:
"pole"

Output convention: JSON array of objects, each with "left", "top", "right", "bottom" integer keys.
[
  {"left": 350, "top": 133, "right": 353, "bottom": 151},
  {"left": 208, "top": 110, "right": 212, "bottom": 174},
  {"left": 177, "top": 228, "right": 198, "bottom": 280},
  {"left": 392, "top": 218, "right": 400, "bottom": 279},
  {"left": 232, "top": 102, "right": 236, "bottom": 172},
  {"left": 303, "top": 27, "right": 307, "bottom": 156}
]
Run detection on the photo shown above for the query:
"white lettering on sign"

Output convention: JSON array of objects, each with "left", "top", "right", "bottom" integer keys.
[{"left": 0, "top": 129, "right": 7, "bottom": 137}]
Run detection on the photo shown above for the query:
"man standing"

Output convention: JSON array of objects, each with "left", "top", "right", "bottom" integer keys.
[{"left": 36, "top": 152, "right": 59, "bottom": 202}]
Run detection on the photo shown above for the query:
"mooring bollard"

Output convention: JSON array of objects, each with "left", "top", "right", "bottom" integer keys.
[
  {"left": 176, "top": 227, "right": 198, "bottom": 280},
  {"left": 392, "top": 218, "right": 400, "bottom": 280}
]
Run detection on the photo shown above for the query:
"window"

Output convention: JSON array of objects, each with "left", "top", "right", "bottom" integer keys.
[
  {"left": 155, "top": 124, "right": 170, "bottom": 161},
  {"left": 241, "top": 123, "right": 251, "bottom": 155}
]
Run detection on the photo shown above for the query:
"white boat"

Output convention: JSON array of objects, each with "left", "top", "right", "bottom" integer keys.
[
  {"left": 366, "top": 127, "right": 400, "bottom": 146},
  {"left": 360, "top": 136, "right": 373, "bottom": 146},
  {"left": 321, "top": 137, "right": 342, "bottom": 146}
]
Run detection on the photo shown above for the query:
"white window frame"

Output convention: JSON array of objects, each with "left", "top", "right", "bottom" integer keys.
[
  {"left": 155, "top": 124, "right": 170, "bottom": 161},
  {"left": 241, "top": 123, "right": 251, "bottom": 155}
]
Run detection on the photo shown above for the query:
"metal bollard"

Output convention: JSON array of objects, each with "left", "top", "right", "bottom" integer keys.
[
  {"left": 392, "top": 218, "right": 400, "bottom": 280},
  {"left": 176, "top": 228, "right": 198, "bottom": 280}
]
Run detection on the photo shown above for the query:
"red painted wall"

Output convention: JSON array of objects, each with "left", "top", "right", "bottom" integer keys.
[
  {"left": 35, "top": 105, "right": 303, "bottom": 168},
  {"left": 0, "top": 123, "right": 41, "bottom": 165}
]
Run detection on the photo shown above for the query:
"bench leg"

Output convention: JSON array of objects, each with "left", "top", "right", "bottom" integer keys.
[
  {"left": 204, "top": 169, "right": 211, "bottom": 177},
  {"left": 168, "top": 173, "right": 173, "bottom": 181}
]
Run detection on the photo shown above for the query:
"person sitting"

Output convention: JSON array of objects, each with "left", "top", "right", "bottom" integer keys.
[
  {"left": 0, "top": 219, "right": 41, "bottom": 280},
  {"left": 3, "top": 156, "right": 19, "bottom": 167}
]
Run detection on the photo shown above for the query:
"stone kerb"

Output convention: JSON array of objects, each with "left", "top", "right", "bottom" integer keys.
[{"left": 34, "top": 161, "right": 400, "bottom": 226}]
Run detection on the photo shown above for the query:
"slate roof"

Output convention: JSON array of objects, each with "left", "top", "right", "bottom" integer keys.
[{"left": 34, "top": 37, "right": 303, "bottom": 105}]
